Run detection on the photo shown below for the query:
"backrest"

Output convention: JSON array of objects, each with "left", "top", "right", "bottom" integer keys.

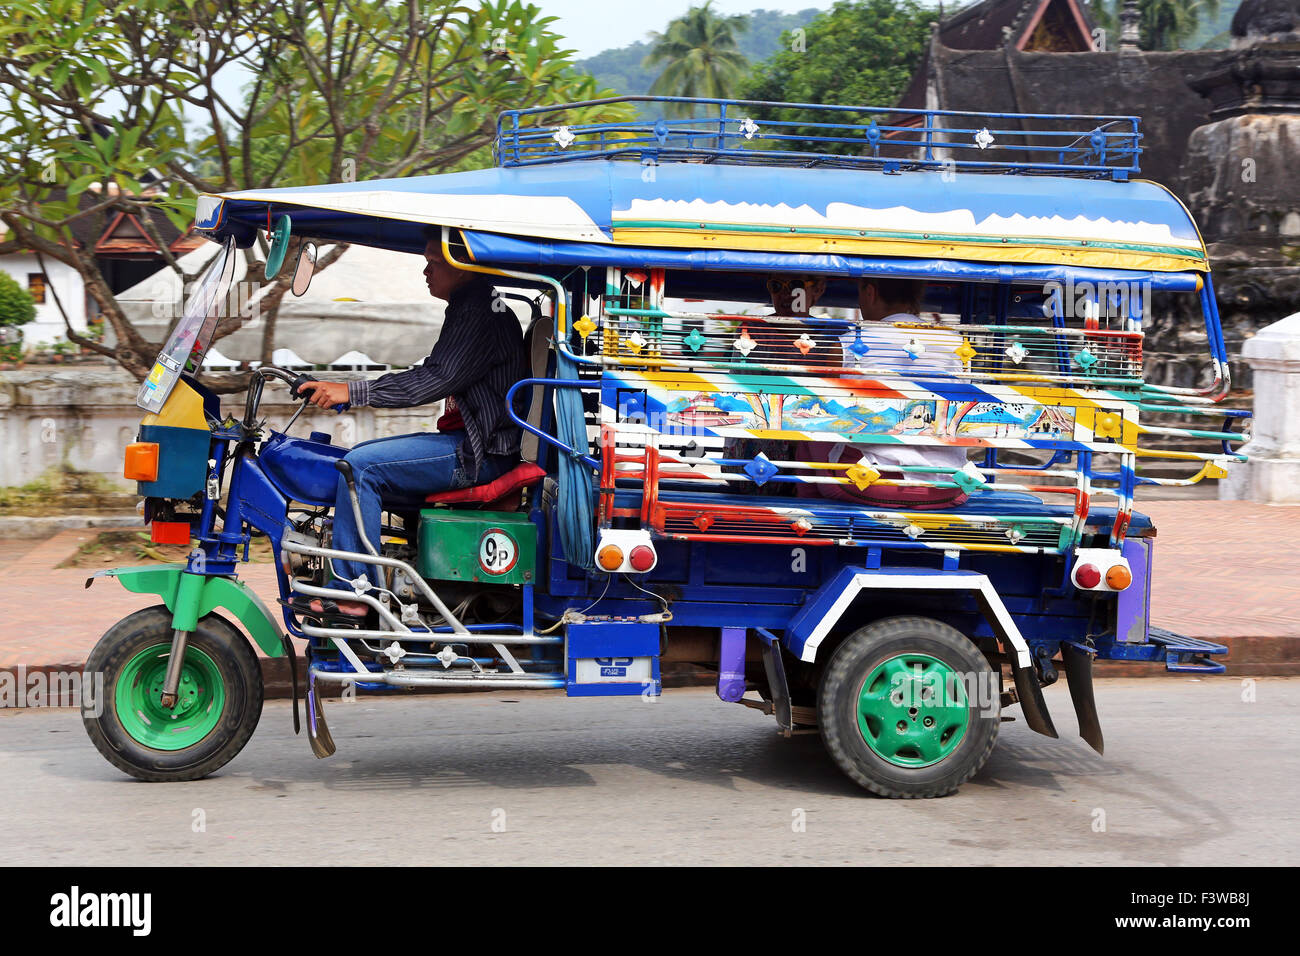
[{"left": 519, "top": 314, "right": 553, "bottom": 464}]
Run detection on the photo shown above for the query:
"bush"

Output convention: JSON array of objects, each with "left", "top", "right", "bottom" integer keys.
[{"left": 0, "top": 270, "right": 37, "bottom": 329}]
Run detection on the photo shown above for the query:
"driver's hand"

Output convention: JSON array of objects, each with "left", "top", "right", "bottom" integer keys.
[{"left": 299, "top": 381, "right": 350, "bottom": 410}]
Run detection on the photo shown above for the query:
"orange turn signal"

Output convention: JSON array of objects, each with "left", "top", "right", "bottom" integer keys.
[
  {"left": 1105, "top": 564, "right": 1133, "bottom": 590},
  {"left": 597, "top": 544, "right": 624, "bottom": 571},
  {"left": 124, "top": 442, "right": 159, "bottom": 482}
]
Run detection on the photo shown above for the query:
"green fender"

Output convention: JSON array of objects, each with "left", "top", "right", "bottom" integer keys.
[{"left": 89, "top": 563, "right": 285, "bottom": 658}]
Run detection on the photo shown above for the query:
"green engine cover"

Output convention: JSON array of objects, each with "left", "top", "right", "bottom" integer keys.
[{"left": 417, "top": 509, "right": 536, "bottom": 585}]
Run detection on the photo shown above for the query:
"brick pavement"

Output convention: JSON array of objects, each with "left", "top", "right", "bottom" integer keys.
[{"left": 0, "top": 500, "right": 1295, "bottom": 673}]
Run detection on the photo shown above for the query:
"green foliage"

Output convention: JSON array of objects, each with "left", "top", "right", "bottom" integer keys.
[
  {"left": 0, "top": 0, "right": 631, "bottom": 379},
  {"left": 0, "top": 270, "right": 37, "bottom": 328},
  {"left": 579, "top": 8, "right": 821, "bottom": 102},
  {"left": 644, "top": 2, "right": 753, "bottom": 113},
  {"left": 741, "top": 0, "right": 932, "bottom": 149},
  {"left": 1090, "top": 0, "right": 1223, "bottom": 50}
]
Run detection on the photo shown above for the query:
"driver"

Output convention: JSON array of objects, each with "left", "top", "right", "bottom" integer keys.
[{"left": 297, "top": 236, "right": 526, "bottom": 617}]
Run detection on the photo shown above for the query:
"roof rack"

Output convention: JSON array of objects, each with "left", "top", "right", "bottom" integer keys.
[{"left": 495, "top": 96, "right": 1142, "bottom": 181}]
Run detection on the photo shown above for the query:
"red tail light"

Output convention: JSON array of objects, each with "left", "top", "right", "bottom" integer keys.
[
  {"left": 629, "top": 545, "right": 656, "bottom": 572},
  {"left": 1074, "top": 563, "right": 1102, "bottom": 589}
]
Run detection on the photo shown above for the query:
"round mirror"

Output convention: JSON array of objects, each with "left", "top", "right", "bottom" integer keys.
[
  {"left": 291, "top": 242, "right": 317, "bottom": 297},
  {"left": 264, "top": 214, "right": 293, "bottom": 280}
]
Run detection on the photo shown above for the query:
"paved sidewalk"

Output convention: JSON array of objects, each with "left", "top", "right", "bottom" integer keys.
[{"left": 0, "top": 500, "right": 1296, "bottom": 672}]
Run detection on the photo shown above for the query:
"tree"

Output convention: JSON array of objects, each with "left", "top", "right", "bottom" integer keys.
[
  {"left": 643, "top": 1, "right": 752, "bottom": 114},
  {"left": 0, "top": 0, "right": 630, "bottom": 387},
  {"left": 742, "top": 0, "right": 932, "bottom": 136},
  {"left": 0, "top": 269, "right": 36, "bottom": 360},
  {"left": 1091, "top": 0, "right": 1222, "bottom": 50}
]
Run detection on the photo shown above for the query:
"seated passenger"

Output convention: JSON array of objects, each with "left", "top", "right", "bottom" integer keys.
[
  {"left": 723, "top": 275, "right": 833, "bottom": 497},
  {"left": 805, "top": 278, "right": 970, "bottom": 508},
  {"left": 296, "top": 237, "right": 526, "bottom": 616}
]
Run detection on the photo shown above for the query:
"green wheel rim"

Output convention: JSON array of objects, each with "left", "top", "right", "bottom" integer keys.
[
  {"left": 856, "top": 653, "right": 970, "bottom": 768},
  {"left": 114, "top": 644, "right": 226, "bottom": 751}
]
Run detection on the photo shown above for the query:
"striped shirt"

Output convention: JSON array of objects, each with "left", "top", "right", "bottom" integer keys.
[{"left": 347, "top": 278, "right": 525, "bottom": 479}]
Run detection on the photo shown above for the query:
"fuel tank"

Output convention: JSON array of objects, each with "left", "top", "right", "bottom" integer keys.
[{"left": 258, "top": 431, "right": 348, "bottom": 506}]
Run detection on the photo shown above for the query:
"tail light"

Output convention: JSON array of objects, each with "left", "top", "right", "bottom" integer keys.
[
  {"left": 629, "top": 544, "right": 657, "bottom": 572},
  {"left": 1073, "top": 563, "right": 1102, "bottom": 589},
  {"left": 1071, "top": 548, "right": 1133, "bottom": 592},
  {"left": 593, "top": 530, "right": 657, "bottom": 573},
  {"left": 1105, "top": 564, "right": 1133, "bottom": 590}
]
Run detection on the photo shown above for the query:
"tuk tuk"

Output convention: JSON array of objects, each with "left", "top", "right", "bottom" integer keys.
[{"left": 83, "top": 97, "right": 1249, "bottom": 797}]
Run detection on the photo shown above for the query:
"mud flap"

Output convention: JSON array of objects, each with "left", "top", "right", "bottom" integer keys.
[
  {"left": 282, "top": 635, "right": 301, "bottom": 736},
  {"left": 1012, "top": 663, "right": 1058, "bottom": 739},
  {"left": 1061, "top": 641, "right": 1104, "bottom": 754},
  {"left": 756, "top": 629, "right": 793, "bottom": 734},
  {"left": 306, "top": 670, "right": 336, "bottom": 758}
]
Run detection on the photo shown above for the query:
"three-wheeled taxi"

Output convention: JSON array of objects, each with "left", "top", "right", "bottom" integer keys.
[{"left": 84, "top": 98, "right": 1249, "bottom": 796}]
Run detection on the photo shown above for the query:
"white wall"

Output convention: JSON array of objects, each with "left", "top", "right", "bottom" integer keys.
[
  {"left": 0, "top": 253, "right": 88, "bottom": 347},
  {"left": 0, "top": 366, "right": 443, "bottom": 490}
]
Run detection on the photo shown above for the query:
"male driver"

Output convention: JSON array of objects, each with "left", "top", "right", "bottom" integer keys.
[{"left": 297, "top": 238, "right": 526, "bottom": 616}]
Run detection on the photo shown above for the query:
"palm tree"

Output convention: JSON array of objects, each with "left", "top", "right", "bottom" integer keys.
[
  {"left": 643, "top": 2, "right": 751, "bottom": 116},
  {"left": 1090, "top": 0, "right": 1221, "bottom": 50}
]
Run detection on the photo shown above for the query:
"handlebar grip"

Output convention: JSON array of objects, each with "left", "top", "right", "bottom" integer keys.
[{"left": 289, "top": 373, "right": 318, "bottom": 399}]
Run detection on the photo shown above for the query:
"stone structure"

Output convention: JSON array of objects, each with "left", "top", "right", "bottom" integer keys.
[
  {"left": 1224, "top": 312, "right": 1300, "bottom": 501},
  {"left": 0, "top": 366, "right": 444, "bottom": 490},
  {"left": 1182, "top": 0, "right": 1300, "bottom": 394},
  {"left": 898, "top": 0, "right": 1300, "bottom": 407}
]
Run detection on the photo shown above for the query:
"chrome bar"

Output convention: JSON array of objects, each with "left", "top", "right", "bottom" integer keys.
[
  {"left": 300, "top": 622, "right": 561, "bottom": 645},
  {"left": 308, "top": 666, "right": 565, "bottom": 689},
  {"left": 280, "top": 536, "right": 470, "bottom": 636}
]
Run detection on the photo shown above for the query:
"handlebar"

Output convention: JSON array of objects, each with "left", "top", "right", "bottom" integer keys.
[{"left": 242, "top": 365, "right": 348, "bottom": 428}]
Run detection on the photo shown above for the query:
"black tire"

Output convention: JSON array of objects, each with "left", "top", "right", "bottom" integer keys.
[
  {"left": 818, "top": 616, "right": 999, "bottom": 798},
  {"left": 82, "top": 605, "right": 264, "bottom": 782}
]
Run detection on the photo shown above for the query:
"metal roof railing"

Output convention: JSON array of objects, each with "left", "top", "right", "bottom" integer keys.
[{"left": 495, "top": 96, "right": 1142, "bottom": 181}]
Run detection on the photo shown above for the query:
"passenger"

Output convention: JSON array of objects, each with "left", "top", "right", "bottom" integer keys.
[
  {"left": 806, "top": 278, "right": 970, "bottom": 507},
  {"left": 296, "top": 237, "right": 526, "bottom": 616},
  {"left": 723, "top": 275, "right": 833, "bottom": 496}
]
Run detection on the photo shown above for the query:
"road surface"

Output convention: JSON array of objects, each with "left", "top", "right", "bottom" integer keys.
[{"left": 1, "top": 678, "right": 1295, "bottom": 865}]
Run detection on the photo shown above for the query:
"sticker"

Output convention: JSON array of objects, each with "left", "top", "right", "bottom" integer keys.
[
  {"left": 147, "top": 362, "right": 166, "bottom": 385},
  {"left": 478, "top": 528, "right": 518, "bottom": 576}
]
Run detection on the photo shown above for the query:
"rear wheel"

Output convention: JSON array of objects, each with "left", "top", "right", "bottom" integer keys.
[
  {"left": 818, "top": 616, "right": 999, "bottom": 798},
  {"left": 83, "top": 605, "right": 263, "bottom": 781}
]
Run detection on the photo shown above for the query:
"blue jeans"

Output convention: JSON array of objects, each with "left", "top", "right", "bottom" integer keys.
[{"left": 330, "top": 431, "right": 509, "bottom": 586}]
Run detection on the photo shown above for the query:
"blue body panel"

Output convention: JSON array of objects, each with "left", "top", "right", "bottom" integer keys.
[{"left": 258, "top": 431, "right": 347, "bottom": 507}]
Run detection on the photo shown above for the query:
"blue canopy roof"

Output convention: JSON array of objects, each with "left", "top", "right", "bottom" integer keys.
[{"left": 196, "top": 157, "right": 1207, "bottom": 276}]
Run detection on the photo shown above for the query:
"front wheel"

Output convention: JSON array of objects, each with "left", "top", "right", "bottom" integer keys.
[
  {"left": 818, "top": 616, "right": 999, "bottom": 798},
  {"left": 83, "top": 605, "right": 263, "bottom": 781}
]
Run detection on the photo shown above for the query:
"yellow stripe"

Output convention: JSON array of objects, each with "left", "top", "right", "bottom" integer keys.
[{"left": 611, "top": 227, "right": 1207, "bottom": 273}]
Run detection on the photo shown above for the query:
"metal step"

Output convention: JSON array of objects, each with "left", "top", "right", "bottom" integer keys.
[{"left": 1147, "top": 627, "right": 1229, "bottom": 674}]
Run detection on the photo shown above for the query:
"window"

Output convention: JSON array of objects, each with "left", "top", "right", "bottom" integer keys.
[{"left": 27, "top": 273, "right": 46, "bottom": 304}]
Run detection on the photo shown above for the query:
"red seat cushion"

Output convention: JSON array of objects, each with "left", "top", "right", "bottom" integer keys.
[{"left": 425, "top": 462, "right": 546, "bottom": 505}]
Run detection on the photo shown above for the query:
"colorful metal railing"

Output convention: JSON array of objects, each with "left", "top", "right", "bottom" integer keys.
[
  {"left": 496, "top": 97, "right": 1143, "bottom": 181},
  {"left": 569, "top": 267, "right": 1248, "bottom": 557}
]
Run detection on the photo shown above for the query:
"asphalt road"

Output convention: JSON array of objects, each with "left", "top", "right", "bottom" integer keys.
[{"left": 1, "top": 678, "right": 1296, "bottom": 866}]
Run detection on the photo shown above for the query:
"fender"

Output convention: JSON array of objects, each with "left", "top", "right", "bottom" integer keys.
[
  {"left": 784, "top": 565, "right": 1058, "bottom": 739},
  {"left": 87, "top": 563, "right": 285, "bottom": 658}
]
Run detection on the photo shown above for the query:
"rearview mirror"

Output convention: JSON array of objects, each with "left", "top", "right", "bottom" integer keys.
[
  {"left": 264, "top": 214, "right": 293, "bottom": 280},
  {"left": 291, "top": 241, "right": 317, "bottom": 297}
]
